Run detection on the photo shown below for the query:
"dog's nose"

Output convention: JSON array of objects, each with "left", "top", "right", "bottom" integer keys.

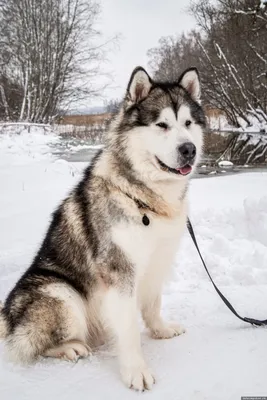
[{"left": 178, "top": 142, "right": 196, "bottom": 160}]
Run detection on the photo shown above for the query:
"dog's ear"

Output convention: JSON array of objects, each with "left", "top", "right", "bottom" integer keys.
[
  {"left": 126, "top": 66, "right": 152, "bottom": 103},
  {"left": 178, "top": 67, "right": 200, "bottom": 102}
]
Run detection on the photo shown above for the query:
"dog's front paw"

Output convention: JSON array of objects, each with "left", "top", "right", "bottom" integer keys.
[
  {"left": 121, "top": 362, "right": 155, "bottom": 391},
  {"left": 151, "top": 323, "right": 186, "bottom": 339}
]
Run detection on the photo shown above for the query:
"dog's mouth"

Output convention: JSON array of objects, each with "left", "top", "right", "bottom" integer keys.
[{"left": 156, "top": 157, "right": 192, "bottom": 176}]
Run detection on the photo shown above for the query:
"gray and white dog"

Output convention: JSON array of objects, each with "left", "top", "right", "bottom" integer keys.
[{"left": 0, "top": 66, "right": 205, "bottom": 391}]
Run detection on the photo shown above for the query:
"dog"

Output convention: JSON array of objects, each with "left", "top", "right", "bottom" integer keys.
[{"left": 0, "top": 66, "right": 205, "bottom": 391}]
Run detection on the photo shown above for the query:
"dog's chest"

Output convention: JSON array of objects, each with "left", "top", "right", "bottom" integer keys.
[{"left": 111, "top": 212, "right": 186, "bottom": 275}]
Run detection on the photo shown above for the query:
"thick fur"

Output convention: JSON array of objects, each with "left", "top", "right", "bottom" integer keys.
[
  {"left": 0, "top": 67, "right": 205, "bottom": 390},
  {"left": 0, "top": 302, "right": 7, "bottom": 338}
]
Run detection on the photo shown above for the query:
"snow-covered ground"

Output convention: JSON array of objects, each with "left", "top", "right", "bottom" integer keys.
[{"left": 1, "top": 130, "right": 267, "bottom": 399}]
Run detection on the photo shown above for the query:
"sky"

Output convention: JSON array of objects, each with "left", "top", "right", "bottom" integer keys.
[{"left": 87, "top": 0, "right": 196, "bottom": 109}]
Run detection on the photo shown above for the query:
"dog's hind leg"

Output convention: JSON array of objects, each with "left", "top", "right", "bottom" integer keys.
[
  {"left": 44, "top": 340, "right": 91, "bottom": 361},
  {"left": 5, "top": 284, "right": 89, "bottom": 364}
]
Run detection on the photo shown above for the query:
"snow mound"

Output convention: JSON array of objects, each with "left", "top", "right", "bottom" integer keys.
[
  {"left": 177, "top": 196, "right": 267, "bottom": 287},
  {"left": 218, "top": 161, "right": 233, "bottom": 167},
  {"left": 0, "top": 124, "right": 59, "bottom": 166}
]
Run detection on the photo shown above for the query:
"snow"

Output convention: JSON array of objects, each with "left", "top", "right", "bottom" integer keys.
[
  {"left": 218, "top": 160, "right": 233, "bottom": 167},
  {"left": 68, "top": 143, "right": 104, "bottom": 152},
  {"left": 209, "top": 111, "right": 267, "bottom": 133},
  {"left": 1, "top": 129, "right": 267, "bottom": 399},
  {"left": 0, "top": 126, "right": 59, "bottom": 166}
]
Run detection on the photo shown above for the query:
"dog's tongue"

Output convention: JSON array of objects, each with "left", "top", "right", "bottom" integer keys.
[{"left": 177, "top": 165, "right": 192, "bottom": 175}]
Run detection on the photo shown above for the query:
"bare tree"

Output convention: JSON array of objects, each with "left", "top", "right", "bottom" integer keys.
[
  {"left": 148, "top": 32, "right": 202, "bottom": 82},
  {"left": 189, "top": 0, "right": 267, "bottom": 126},
  {"left": 0, "top": 0, "right": 117, "bottom": 122},
  {"left": 147, "top": 0, "right": 267, "bottom": 128},
  {"left": 104, "top": 98, "right": 121, "bottom": 114}
]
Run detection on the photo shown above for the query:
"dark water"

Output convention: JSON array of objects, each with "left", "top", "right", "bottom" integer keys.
[{"left": 50, "top": 138, "right": 267, "bottom": 179}]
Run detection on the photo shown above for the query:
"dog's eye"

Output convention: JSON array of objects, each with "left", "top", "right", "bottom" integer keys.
[
  {"left": 156, "top": 122, "right": 168, "bottom": 130},
  {"left": 185, "top": 120, "right": 192, "bottom": 127}
]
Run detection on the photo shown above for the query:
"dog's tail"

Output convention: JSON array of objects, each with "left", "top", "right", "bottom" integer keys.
[{"left": 0, "top": 301, "right": 7, "bottom": 339}]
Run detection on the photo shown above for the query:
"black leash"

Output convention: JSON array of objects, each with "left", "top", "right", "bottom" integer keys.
[
  {"left": 128, "top": 189, "right": 267, "bottom": 327},
  {"left": 187, "top": 218, "right": 267, "bottom": 327}
]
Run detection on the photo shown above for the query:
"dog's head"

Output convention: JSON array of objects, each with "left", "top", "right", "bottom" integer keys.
[{"left": 111, "top": 66, "right": 206, "bottom": 182}]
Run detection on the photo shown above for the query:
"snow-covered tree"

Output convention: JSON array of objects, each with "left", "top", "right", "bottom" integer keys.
[{"left": 148, "top": 0, "right": 267, "bottom": 128}]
